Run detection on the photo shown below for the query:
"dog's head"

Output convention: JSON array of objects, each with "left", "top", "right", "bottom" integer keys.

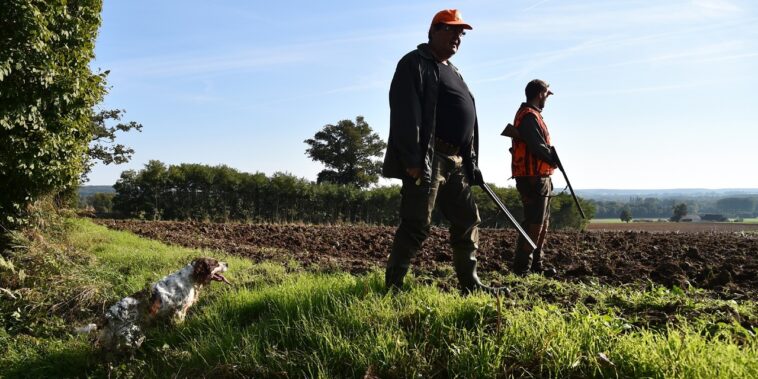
[{"left": 191, "top": 257, "right": 230, "bottom": 285}]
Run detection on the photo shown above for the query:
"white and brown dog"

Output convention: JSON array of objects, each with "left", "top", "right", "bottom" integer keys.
[{"left": 95, "top": 257, "right": 230, "bottom": 352}]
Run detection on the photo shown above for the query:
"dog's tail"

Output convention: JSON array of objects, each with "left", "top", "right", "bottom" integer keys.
[{"left": 74, "top": 323, "right": 98, "bottom": 334}]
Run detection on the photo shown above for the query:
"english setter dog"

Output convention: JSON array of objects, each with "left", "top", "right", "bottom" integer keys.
[{"left": 95, "top": 257, "right": 230, "bottom": 352}]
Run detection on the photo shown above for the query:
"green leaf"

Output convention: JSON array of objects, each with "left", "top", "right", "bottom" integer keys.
[{"left": 0, "top": 257, "right": 15, "bottom": 272}]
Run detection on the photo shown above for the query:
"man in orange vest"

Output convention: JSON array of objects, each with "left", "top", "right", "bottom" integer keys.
[{"left": 507, "top": 79, "right": 558, "bottom": 276}]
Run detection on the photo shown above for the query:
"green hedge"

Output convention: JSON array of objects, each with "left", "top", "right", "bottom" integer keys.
[
  {"left": 112, "top": 161, "right": 593, "bottom": 229},
  {"left": 0, "top": 0, "right": 106, "bottom": 228}
]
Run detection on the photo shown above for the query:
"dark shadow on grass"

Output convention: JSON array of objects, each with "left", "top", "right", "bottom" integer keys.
[{"left": 2, "top": 343, "right": 107, "bottom": 379}]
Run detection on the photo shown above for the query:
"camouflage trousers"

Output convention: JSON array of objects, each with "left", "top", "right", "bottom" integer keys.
[{"left": 385, "top": 152, "right": 482, "bottom": 290}]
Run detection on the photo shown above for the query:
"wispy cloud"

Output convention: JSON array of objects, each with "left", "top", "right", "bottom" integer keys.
[
  {"left": 552, "top": 40, "right": 757, "bottom": 74},
  {"left": 472, "top": 35, "right": 629, "bottom": 84},
  {"left": 320, "top": 80, "right": 387, "bottom": 96},
  {"left": 108, "top": 49, "right": 306, "bottom": 77},
  {"left": 522, "top": 0, "right": 551, "bottom": 12},
  {"left": 103, "top": 27, "right": 416, "bottom": 79},
  {"left": 693, "top": 0, "right": 741, "bottom": 13},
  {"left": 471, "top": 13, "right": 756, "bottom": 84},
  {"left": 239, "top": 79, "right": 387, "bottom": 111},
  {"left": 569, "top": 80, "right": 722, "bottom": 97},
  {"left": 477, "top": 0, "right": 747, "bottom": 37}
]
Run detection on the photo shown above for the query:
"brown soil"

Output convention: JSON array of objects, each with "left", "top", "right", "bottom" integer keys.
[{"left": 94, "top": 219, "right": 758, "bottom": 299}]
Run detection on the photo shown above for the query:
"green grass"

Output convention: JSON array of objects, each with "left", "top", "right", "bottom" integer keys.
[
  {"left": 1, "top": 218, "right": 756, "bottom": 378},
  {"left": 589, "top": 218, "right": 625, "bottom": 223}
]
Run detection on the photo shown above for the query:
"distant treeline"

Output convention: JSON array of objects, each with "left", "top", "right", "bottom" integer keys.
[
  {"left": 107, "top": 160, "right": 593, "bottom": 230},
  {"left": 591, "top": 196, "right": 758, "bottom": 219}
]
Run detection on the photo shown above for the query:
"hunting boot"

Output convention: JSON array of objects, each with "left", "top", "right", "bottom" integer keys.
[
  {"left": 512, "top": 247, "right": 532, "bottom": 276},
  {"left": 385, "top": 226, "right": 422, "bottom": 291},
  {"left": 385, "top": 266, "right": 409, "bottom": 291},
  {"left": 530, "top": 218, "right": 556, "bottom": 277},
  {"left": 530, "top": 248, "right": 557, "bottom": 278},
  {"left": 454, "top": 249, "right": 510, "bottom": 297},
  {"left": 512, "top": 223, "right": 542, "bottom": 276},
  {"left": 530, "top": 248, "right": 543, "bottom": 272}
]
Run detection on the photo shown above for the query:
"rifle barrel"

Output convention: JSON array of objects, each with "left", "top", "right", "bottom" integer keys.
[
  {"left": 479, "top": 183, "right": 536, "bottom": 250},
  {"left": 553, "top": 148, "right": 586, "bottom": 219}
]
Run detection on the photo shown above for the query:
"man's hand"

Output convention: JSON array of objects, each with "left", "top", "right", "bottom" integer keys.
[
  {"left": 406, "top": 167, "right": 422, "bottom": 179},
  {"left": 550, "top": 146, "right": 560, "bottom": 168}
]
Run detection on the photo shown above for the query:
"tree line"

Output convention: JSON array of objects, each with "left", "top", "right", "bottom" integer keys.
[
  {"left": 591, "top": 196, "right": 758, "bottom": 220},
  {"left": 110, "top": 161, "right": 593, "bottom": 230}
]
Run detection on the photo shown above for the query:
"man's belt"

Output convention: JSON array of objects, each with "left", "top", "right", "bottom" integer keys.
[{"left": 434, "top": 137, "right": 460, "bottom": 156}]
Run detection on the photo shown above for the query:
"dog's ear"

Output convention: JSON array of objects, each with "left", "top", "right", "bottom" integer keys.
[
  {"left": 192, "top": 258, "right": 217, "bottom": 283},
  {"left": 148, "top": 290, "right": 162, "bottom": 316},
  {"left": 192, "top": 258, "right": 211, "bottom": 282}
]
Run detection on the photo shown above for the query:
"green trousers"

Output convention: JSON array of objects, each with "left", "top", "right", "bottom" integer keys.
[
  {"left": 513, "top": 176, "right": 552, "bottom": 274},
  {"left": 385, "top": 152, "right": 483, "bottom": 292}
]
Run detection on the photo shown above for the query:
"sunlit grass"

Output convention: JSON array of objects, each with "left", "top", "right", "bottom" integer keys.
[{"left": 1, "top": 218, "right": 756, "bottom": 378}]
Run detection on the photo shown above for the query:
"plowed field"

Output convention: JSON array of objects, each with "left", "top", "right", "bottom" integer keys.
[{"left": 95, "top": 219, "right": 758, "bottom": 298}]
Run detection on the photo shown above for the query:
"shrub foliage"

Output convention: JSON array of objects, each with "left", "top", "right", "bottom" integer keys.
[{"left": 0, "top": 0, "right": 106, "bottom": 228}]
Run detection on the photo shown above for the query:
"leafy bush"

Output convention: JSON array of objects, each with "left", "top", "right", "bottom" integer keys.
[{"left": 0, "top": 0, "right": 106, "bottom": 229}]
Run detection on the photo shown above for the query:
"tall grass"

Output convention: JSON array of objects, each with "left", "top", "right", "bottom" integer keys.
[{"left": 1, "top": 219, "right": 756, "bottom": 378}]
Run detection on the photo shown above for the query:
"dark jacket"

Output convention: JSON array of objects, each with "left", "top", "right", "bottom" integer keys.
[{"left": 382, "top": 43, "right": 480, "bottom": 185}]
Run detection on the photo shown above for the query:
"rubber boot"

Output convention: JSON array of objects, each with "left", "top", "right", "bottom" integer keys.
[
  {"left": 530, "top": 248, "right": 557, "bottom": 277},
  {"left": 530, "top": 248, "right": 543, "bottom": 272},
  {"left": 385, "top": 266, "right": 408, "bottom": 291},
  {"left": 512, "top": 246, "right": 532, "bottom": 276},
  {"left": 513, "top": 223, "right": 543, "bottom": 276},
  {"left": 454, "top": 251, "right": 510, "bottom": 297}
]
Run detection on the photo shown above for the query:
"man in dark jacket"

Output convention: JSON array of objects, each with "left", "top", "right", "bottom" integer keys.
[{"left": 382, "top": 9, "right": 503, "bottom": 295}]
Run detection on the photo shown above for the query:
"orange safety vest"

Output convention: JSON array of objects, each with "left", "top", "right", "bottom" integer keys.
[{"left": 510, "top": 105, "right": 554, "bottom": 177}]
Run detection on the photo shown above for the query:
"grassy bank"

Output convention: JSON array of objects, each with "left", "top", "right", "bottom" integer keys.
[{"left": 1, "top": 219, "right": 756, "bottom": 378}]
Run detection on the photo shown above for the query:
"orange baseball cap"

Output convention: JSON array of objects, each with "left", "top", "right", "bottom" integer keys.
[{"left": 431, "top": 9, "right": 472, "bottom": 30}]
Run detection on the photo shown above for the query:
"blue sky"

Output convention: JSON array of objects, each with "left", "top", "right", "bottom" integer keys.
[{"left": 90, "top": 0, "right": 758, "bottom": 189}]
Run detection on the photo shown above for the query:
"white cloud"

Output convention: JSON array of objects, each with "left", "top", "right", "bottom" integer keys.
[{"left": 692, "top": 0, "right": 740, "bottom": 13}]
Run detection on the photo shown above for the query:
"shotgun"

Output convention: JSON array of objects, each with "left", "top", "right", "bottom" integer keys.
[
  {"left": 502, "top": 123, "right": 586, "bottom": 219},
  {"left": 550, "top": 146, "right": 586, "bottom": 219},
  {"left": 479, "top": 182, "right": 536, "bottom": 250}
]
